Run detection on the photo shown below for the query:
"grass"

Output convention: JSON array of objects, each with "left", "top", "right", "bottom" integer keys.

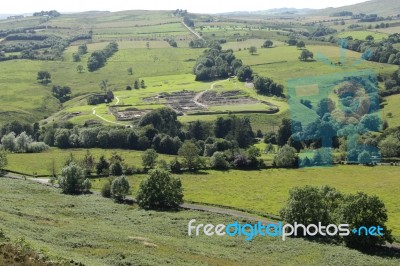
[
  {"left": 5, "top": 148, "right": 174, "bottom": 176},
  {"left": 336, "top": 31, "right": 389, "bottom": 41},
  {"left": 1, "top": 178, "right": 399, "bottom": 265},
  {"left": 238, "top": 45, "right": 397, "bottom": 85},
  {"left": 88, "top": 165, "right": 400, "bottom": 240},
  {"left": 382, "top": 94, "right": 400, "bottom": 128}
]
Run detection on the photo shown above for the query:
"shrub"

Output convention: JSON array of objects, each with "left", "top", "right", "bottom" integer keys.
[
  {"left": 170, "top": 157, "right": 182, "bottom": 173},
  {"left": 26, "top": 142, "right": 49, "bottom": 153},
  {"left": 210, "top": 151, "right": 230, "bottom": 170},
  {"left": 137, "top": 169, "right": 183, "bottom": 210},
  {"left": 101, "top": 179, "right": 112, "bottom": 198},
  {"left": 273, "top": 145, "right": 298, "bottom": 168}
]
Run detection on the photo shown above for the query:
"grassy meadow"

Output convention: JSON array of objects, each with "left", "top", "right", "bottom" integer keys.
[{"left": 88, "top": 165, "right": 400, "bottom": 239}]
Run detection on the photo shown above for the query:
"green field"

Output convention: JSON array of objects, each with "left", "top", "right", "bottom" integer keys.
[
  {"left": 5, "top": 148, "right": 174, "bottom": 176},
  {"left": 336, "top": 31, "right": 389, "bottom": 41},
  {"left": 88, "top": 165, "right": 400, "bottom": 239},
  {"left": 237, "top": 45, "right": 397, "bottom": 85},
  {"left": 1, "top": 178, "right": 399, "bottom": 265},
  {"left": 383, "top": 94, "right": 400, "bottom": 128}
]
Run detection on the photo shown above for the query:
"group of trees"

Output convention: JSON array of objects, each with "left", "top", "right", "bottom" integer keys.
[
  {"left": 165, "top": 38, "right": 178, "bottom": 48},
  {"left": 183, "top": 16, "right": 194, "bottom": 27},
  {"left": 253, "top": 75, "right": 284, "bottom": 97},
  {"left": 382, "top": 67, "right": 400, "bottom": 97},
  {"left": 340, "top": 34, "right": 400, "bottom": 65},
  {"left": 193, "top": 43, "right": 240, "bottom": 81},
  {"left": 260, "top": 75, "right": 387, "bottom": 167},
  {"left": 280, "top": 186, "right": 393, "bottom": 249},
  {"left": 87, "top": 42, "right": 118, "bottom": 72},
  {"left": 51, "top": 85, "right": 71, "bottom": 103},
  {"left": 1, "top": 131, "right": 49, "bottom": 153},
  {"left": 33, "top": 10, "right": 61, "bottom": 17},
  {"left": 189, "top": 39, "right": 207, "bottom": 48}
]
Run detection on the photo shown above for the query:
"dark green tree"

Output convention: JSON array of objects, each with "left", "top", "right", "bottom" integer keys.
[
  {"left": 299, "top": 49, "right": 314, "bottom": 61},
  {"left": 96, "top": 155, "right": 110, "bottom": 175},
  {"left": 262, "top": 40, "right": 274, "bottom": 48},
  {"left": 249, "top": 46, "right": 257, "bottom": 54},
  {"left": 337, "top": 192, "right": 393, "bottom": 249},
  {"left": 37, "top": 71, "right": 51, "bottom": 84},
  {"left": 136, "top": 169, "right": 183, "bottom": 210}
]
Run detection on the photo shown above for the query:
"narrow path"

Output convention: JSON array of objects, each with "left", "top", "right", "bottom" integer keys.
[
  {"left": 181, "top": 21, "right": 203, "bottom": 40},
  {"left": 193, "top": 79, "right": 227, "bottom": 108},
  {"left": 91, "top": 96, "right": 127, "bottom": 126}
]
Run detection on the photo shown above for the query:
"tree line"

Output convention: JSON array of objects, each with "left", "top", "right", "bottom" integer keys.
[{"left": 87, "top": 42, "right": 119, "bottom": 72}]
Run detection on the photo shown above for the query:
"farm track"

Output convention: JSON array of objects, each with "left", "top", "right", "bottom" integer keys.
[
  {"left": 181, "top": 21, "right": 203, "bottom": 40},
  {"left": 91, "top": 96, "right": 127, "bottom": 126}
]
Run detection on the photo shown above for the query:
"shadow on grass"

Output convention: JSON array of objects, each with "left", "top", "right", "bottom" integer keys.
[{"left": 301, "top": 236, "right": 400, "bottom": 259}]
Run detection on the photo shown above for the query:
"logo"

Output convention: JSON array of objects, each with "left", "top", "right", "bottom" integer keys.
[{"left": 188, "top": 219, "right": 385, "bottom": 241}]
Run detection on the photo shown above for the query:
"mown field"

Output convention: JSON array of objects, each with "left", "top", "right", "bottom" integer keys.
[{"left": 1, "top": 178, "right": 399, "bottom": 265}]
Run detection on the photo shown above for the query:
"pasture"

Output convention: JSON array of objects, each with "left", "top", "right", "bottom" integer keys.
[
  {"left": 0, "top": 178, "right": 399, "bottom": 265},
  {"left": 89, "top": 165, "right": 400, "bottom": 239}
]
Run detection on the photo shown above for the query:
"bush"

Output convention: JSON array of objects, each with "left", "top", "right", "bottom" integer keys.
[
  {"left": 136, "top": 169, "right": 183, "bottom": 210},
  {"left": 26, "top": 142, "right": 49, "bottom": 153},
  {"left": 101, "top": 179, "right": 112, "bottom": 198},
  {"left": 0, "top": 150, "right": 8, "bottom": 175},
  {"left": 111, "top": 176, "right": 130, "bottom": 202},
  {"left": 210, "top": 151, "right": 230, "bottom": 170},
  {"left": 170, "top": 157, "right": 182, "bottom": 173},
  {"left": 273, "top": 145, "right": 298, "bottom": 168},
  {"left": 58, "top": 163, "right": 89, "bottom": 194}
]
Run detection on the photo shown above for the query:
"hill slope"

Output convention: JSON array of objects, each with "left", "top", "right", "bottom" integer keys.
[{"left": 316, "top": 0, "right": 400, "bottom": 16}]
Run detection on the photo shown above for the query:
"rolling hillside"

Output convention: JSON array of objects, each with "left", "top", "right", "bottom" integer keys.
[{"left": 316, "top": 0, "right": 400, "bottom": 17}]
